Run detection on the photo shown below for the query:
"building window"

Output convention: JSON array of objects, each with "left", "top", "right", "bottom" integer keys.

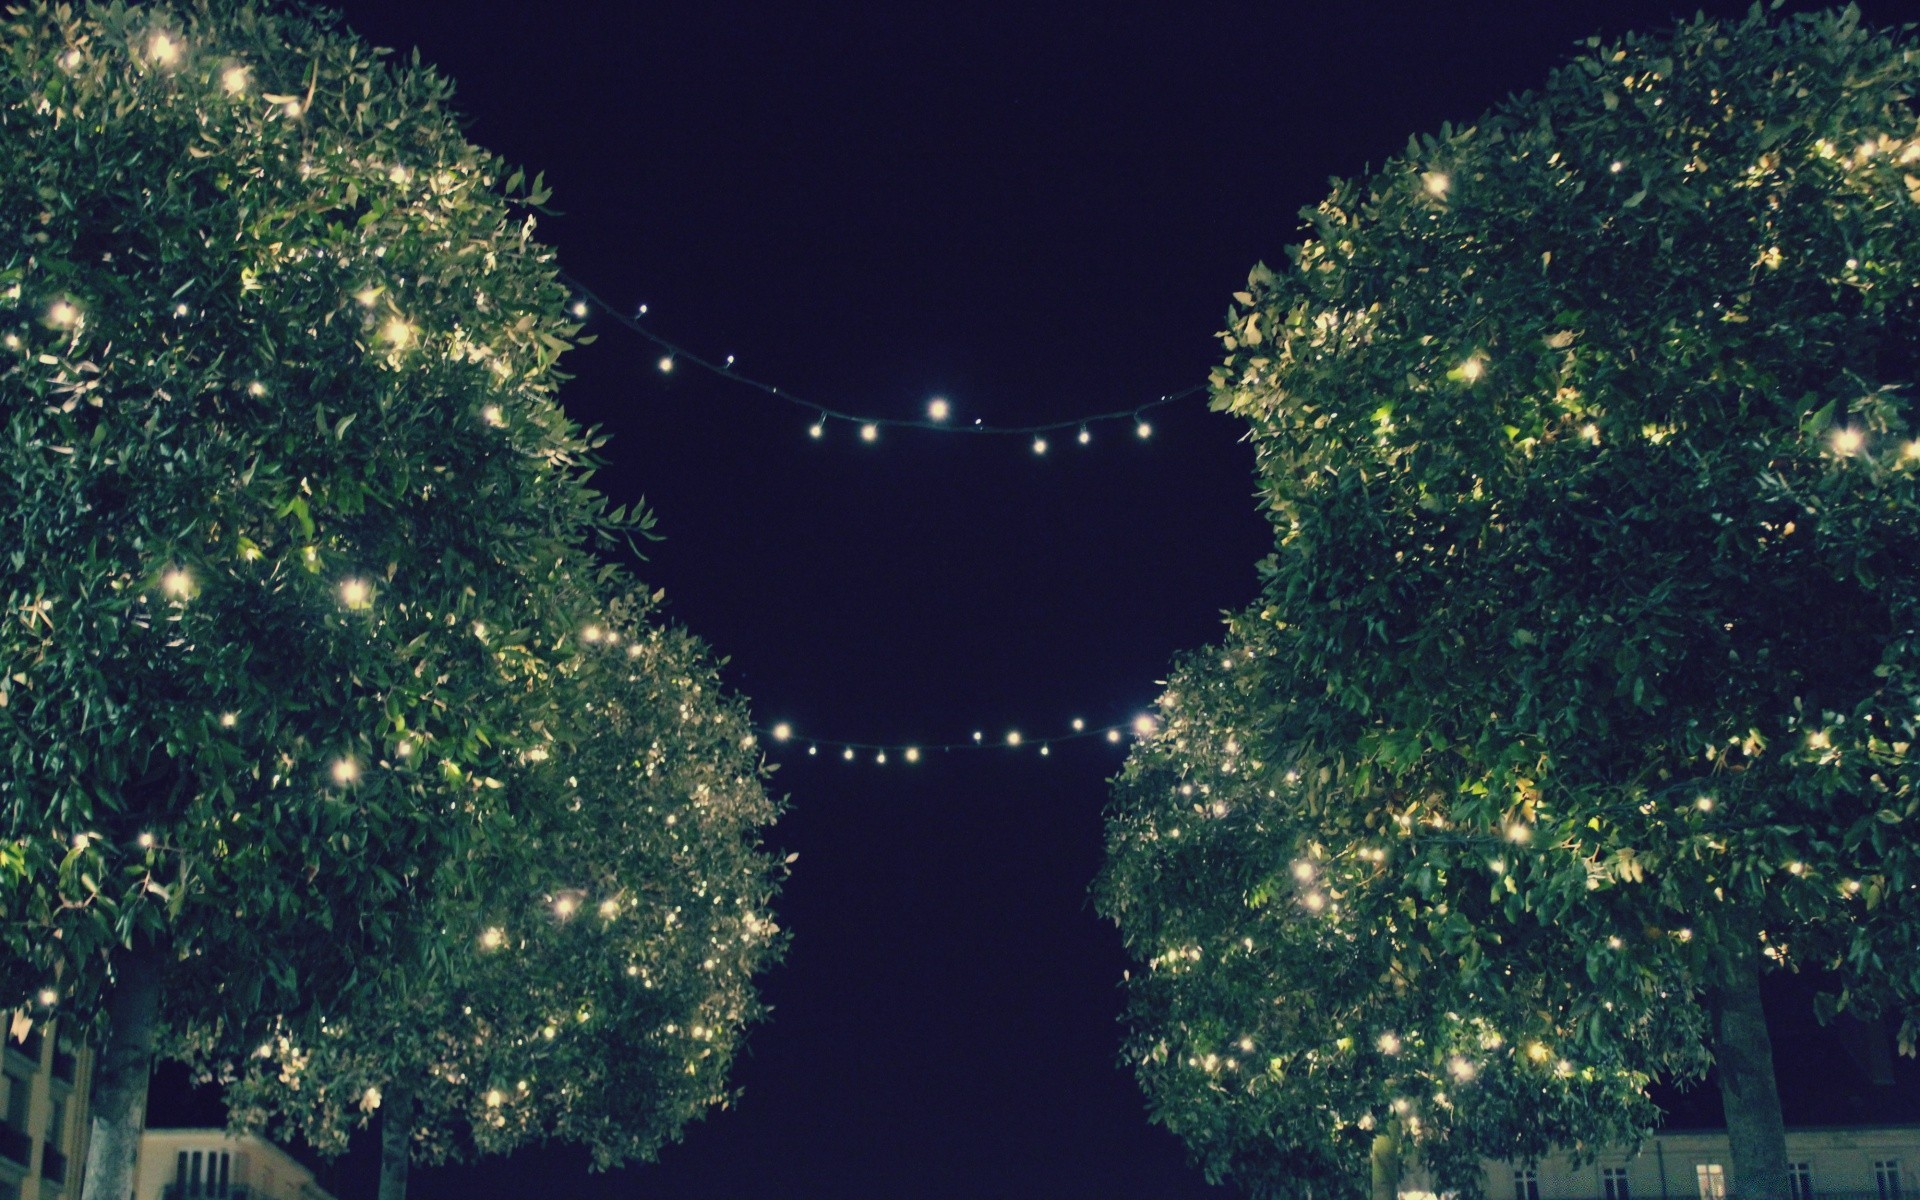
[
  {"left": 1514, "top": 1166, "right": 1540, "bottom": 1200},
  {"left": 1788, "top": 1162, "right": 1813, "bottom": 1200},
  {"left": 1603, "top": 1166, "right": 1631, "bottom": 1200},
  {"left": 0, "top": 1075, "right": 24, "bottom": 1128},
  {"left": 174, "top": 1149, "right": 233, "bottom": 1198},
  {"left": 1697, "top": 1164, "right": 1727, "bottom": 1200},
  {"left": 1876, "top": 1160, "right": 1903, "bottom": 1200}
]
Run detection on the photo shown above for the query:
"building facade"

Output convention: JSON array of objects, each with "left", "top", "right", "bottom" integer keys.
[
  {"left": 133, "top": 1130, "right": 335, "bottom": 1200},
  {"left": 1405, "top": 1127, "right": 1920, "bottom": 1200},
  {"left": 1, "top": 1014, "right": 91, "bottom": 1200}
]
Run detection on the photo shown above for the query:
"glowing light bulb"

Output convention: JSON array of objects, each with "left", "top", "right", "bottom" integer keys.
[
  {"left": 1006, "top": 730, "right": 1022, "bottom": 746},
  {"left": 138, "top": 832, "right": 156, "bottom": 849},
  {"left": 1039, "top": 745, "right": 1050, "bottom": 756},
  {"left": 1078, "top": 426, "right": 1090, "bottom": 445},
  {"left": 1292, "top": 860, "right": 1315, "bottom": 882},
  {"left": 807, "top": 745, "right": 817, "bottom": 756},
  {"left": 1133, "top": 714, "right": 1157, "bottom": 737},
  {"left": 927, "top": 398, "right": 951, "bottom": 421},
  {"left": 1696, "top": 795, "right": 1715, "bottom": 812},
  {"left": 875, "top": 751, "right": 887, "bottom": 764},
  {"left": 599, "top": 898, "right": 619, "bottom": 918},
  {"left": 1506, "top": 822, "right": 1531, "bottom": 844},
  {"left": 1136, "top": 421, "right": 1152, "bottom": 439},
  {"left": 842, "top": 748, "right": 855, "bottom": 761},
  {"left": 37, "top": 989, "right": 56, "bottom": 1007},
  {"left": 173, "top": 303, "right": 190, "bottom": 318},
  {"left": 860, "top": 423, "right": 878, "bottom": 442},
  {"left": 905, "top": 747, "right": 921, "bottom": 763},
  {"left": 1460, "top": 357, "right": 1484, "bottom": 382},
  {"left": 553, "top": 894, "right": 579, "bottom": 918},
  {"left": 809, "top": 421, "right": 824, "bottom": 439},
  {"left": 148, "top": 33, "right": 180, "bottom": 66},
  {"left": 973, "top": 731, "right": 983, "bottom": 743},
  {"left": 362, "top": 1086, "right": 383, "bottom": 1111},
  {"left": 1106, "top": 729, "right": 1122, "bottom": 743},
  {"left": 772, "top": 723, "right": 793, "bottom": 742},
  {"left": 1032, "top": 437, "right": 1048, "bottom": 455},
  {"left": 219, "top": 712, "right": 238, "bottom": 728},
  {"left": 570, "top": 300, "right": 589, "bottom": 318},
  {"left": 581, "top": 624, "right": 604, "bottom": 643},
  {"left": 1448, "top": 1056, "right": 1476, "bottom": 1081},
  {"left": 380, "top": 317, "right": 413, "bottom": 347},
  {"left": 248, "top": 380, "right": 267, "bottom": 397},
  {"left": 1423, "top": 171, "right": 1450, "bottom": 196},
  {"left": 47, "top": 299, "right": 80, "bottom": 329},
  {"left": 480, "top": 927, "right": 504, "bottom": 950},
  {"left": 161, "top": 567, "right": 193, "bottom": 599},
  {"left": 482, "top": 404, "right": 506, "bottom": 427},
  {"left": 1832, "top": 426, "right": 1865, "bottom": 456},
  {"left": 338, "top": 578, "right": 372, "bottom": 608},
  {"left": 658, "top": 356, "right": 674, "bottom": 373},
  {"left": 1377, "top": 1031, "right": 1401, "bottom": 1055},
  {"left": 221, "top": 64, "right": 249, "bottom": 94},
  {"left": 1610, "top": 160, "right": 1625, "bottom": 173},
  {"left": 485, "top": 1089, "right": 505, "bottom": 1108},
  {"left": 1071, "top": 718, "right": 1085, "bottom": 732},
  {"left": 282, "top": 100, "right": 303, "bottom": 119},
  {"left": 331, "top": 757, "right": 360, "bottom": 785}
]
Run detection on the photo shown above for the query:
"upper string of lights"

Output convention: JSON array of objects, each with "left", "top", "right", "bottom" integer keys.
[
  {"left": 560, "top": 275, "right": 1201, "bottom": 449},
  {"left": 756, "top": 714, "right": 1160, "bottom": 765}
]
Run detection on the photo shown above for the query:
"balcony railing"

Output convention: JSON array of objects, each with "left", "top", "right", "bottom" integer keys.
[
  {"left": 0, "top": 1123, "right": 30, "bottom": 1168},
  {"left": 41, "top": 1141, "right": 66, "bottom": 1183}
]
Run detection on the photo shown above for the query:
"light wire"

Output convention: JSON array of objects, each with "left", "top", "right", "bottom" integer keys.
[{"left": 562, "top": 274, "right": 1203, "bottom": 437}]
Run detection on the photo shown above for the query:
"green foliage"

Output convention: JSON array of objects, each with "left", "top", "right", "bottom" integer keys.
[
  {"left": 1105, "top": 4, "right": 1920, "bottom": 1194},
  {"left": 215, "top": 590, "right": 786, "bottom": 1171},
  {"left": 0, "top": 0, "right": 635, "bottom": 1064}
]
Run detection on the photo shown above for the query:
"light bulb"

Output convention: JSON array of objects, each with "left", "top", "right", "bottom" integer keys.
[
  {"left": 161, "top": 568, "right": 193, "bottom": 599},
  {"left": 1106, "top": 729, "right": 1122, "bottom": 743},
  {"left": 809, "top": 421, "right": 825, "bottom": 439},
  {"left": 1078, "top": 426, "right": 1090, "bottom": 444},
  {"left": 47, "top": 299, "right": 80, "bottom": 329},
  {"left": 842, "top": 748, "right": 855, "bottom": 761},
  {"left": 219, "top": 712, "right": 238, "bottom": 728},
  {"left": 137, "top": 832, "right": 156, "bottom": 849},
  {"left": 1136, "top": 421, "right": 1152, "bottom": 439},
  {"left": 37, "top": 989, "right": 56, "bottom": 1007},
  {"left": 553, "top": 894, "right": 578, "bottom": 918},
  {"left": 1132, "top": 714, "right": 1157, "bottom": 737},
  {"left": 331, "top": 757, "right": 359, "bottom": 785},
  {"left": 1039, "top": 744, "right": 1050, "bottom": 756},
  {"left": 772, "top": 723, "right": 793, "bottom": 742},
  {"left": 1032, "top": 437, "right": 1047, "bottom": 455},
  {"left": 570, "top": 300, "right": 589, "bottom": 318},
  {"left": 1006, "top": 731, "right": 1022, "bottom": 746},
  {"left": 904, "top": 747, "right": 921, "bottom": 763},
  {"left": 860, "top": 423, "right": 878, "bottom": 442},
  {"left": 480, "top": 927, "right": 504, "bottom": 950},
  {"left": 1423, "top": 171, "right": 1450, "bottom": 196},
  {"left": 927, "top": 398, "right": 951, "bottom": 421},
  {"left": 1377, "top": 1031, "right": 1402, "bottom": 1055},
  {"left": 875, "top": 751, "right": 887, "bottom": 764},
  {"left": 221, "top": 64, "right": 249, "bottom": 94},
  {"left": 338, "top": 578, "right": 372, "bottom": 608},
  {"left": 1071, "top": 718, "right": 1085, "bottom": 732},
  {"left": 1832, "top": 427, "right": 1865, "bottom": 456},
  {"left": 658, "top": 355, "right": 675, "bottom": 373},
  {"left": 482, "top": 404, "right": 506, "bottom": 427},
  {"left": 148, "top": 33, "right": 180, "bottom": 66},
  {"left": 1460, "top": 357, "right": 1484, "bottom": 382}
]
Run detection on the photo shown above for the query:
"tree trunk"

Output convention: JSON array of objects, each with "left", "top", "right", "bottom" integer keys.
[
  {"left": 378, "top": 1084, "right": 414, "bottom": 1200},
  {"left": 79, "top": 939, "right": 166, "bottom": 1200},
  {"left": 1709, "top": 939, "right": 1789, "bottom": 1200},
  {"left": 1370, "top": 1131, "right": 1401, "bottom": 1200}
]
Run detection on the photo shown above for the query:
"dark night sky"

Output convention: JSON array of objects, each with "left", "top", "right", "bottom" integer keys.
[{"left": 148, "top": 2, "right": 1920, "bottom": 1196}]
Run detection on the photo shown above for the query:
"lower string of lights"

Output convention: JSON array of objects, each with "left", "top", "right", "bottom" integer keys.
[
  {"left": 757, "top": 715, "right": 1159, "bottom": 765},
  {"left": 561, "top": 274, "right": 1202, "bottom": 449}
]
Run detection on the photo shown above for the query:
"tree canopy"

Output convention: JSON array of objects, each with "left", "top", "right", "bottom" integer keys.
[
  {"left": 0, "top": 2, "right": 780, "bottom": 1196},
  {"left": 217, "top": 591, "right": 785, "bottom": 1190},
  {"left": 1105, "top": 6, "right": 1920, "bottom": 1198}
]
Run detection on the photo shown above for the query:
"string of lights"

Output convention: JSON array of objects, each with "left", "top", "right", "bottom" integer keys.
[
  {"left": 560, "top": 274, "right": 1202, "bottom": 448},
  {"left": 755, "top": 714, "right": 1159, "bottom": 764}
]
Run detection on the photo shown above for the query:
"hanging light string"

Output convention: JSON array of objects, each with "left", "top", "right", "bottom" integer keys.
[
  {"left": 757, "top": 714, "right": 1159, "bottom": 764},
  {"left": 560, "top": 274, "right": 1200, "bottom": 444}
]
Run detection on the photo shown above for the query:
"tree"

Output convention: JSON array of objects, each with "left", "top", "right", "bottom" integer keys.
[
  {"left": 1098, "top": 627, "right": 1695, "bottom": 1200},
  {"left": 213, "top": 590, "right": 785, "bottom": 1199},
  {"left": 1114, "top": 7, "right": 1920, "bottom": 1198},
  {"left": 0, "top": 3, "right": 648, "bottom": 1195}
]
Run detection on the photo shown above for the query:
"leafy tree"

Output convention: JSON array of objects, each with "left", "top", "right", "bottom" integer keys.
[
  {"left": 1112, "top": 7, "right": 1920, "bottom": 1199},
  {"left": 1099, "top": 627, "right": 1693, "bottom": 1200},
  {"left": 214, "top": 591, "right": 785, "bottom": 1200},
  {"left": 0, "top": 3, "right": 655, "bottom": 1195}
]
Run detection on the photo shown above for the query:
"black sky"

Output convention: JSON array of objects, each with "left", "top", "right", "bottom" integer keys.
[{"left": 149, "top": 2, "right": 1920, "bottom": 1196}]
